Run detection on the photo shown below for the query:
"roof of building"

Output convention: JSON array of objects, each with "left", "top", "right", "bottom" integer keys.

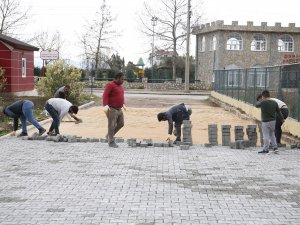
[{"left": 0, "top": 33, "right": 39, "bottom": 51}]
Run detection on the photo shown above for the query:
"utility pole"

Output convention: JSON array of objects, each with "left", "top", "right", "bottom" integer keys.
[
  {"left": 151, "top": 16, "right": 158, "bottom": 79},
  {"left": 184, "top": 0, "right": 191, "bottom": 92}
]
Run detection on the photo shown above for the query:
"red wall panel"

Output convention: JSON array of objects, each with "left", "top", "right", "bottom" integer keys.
[{"left": 1, "top": 45, "right": 35, "bottom": 92}]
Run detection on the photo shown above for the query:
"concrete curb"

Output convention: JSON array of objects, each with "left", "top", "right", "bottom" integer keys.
[{"left": 0, "top": 101, "right": 95, "bottom": 140}]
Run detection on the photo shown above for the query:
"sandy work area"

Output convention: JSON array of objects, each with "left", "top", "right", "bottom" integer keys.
[{"left": 33, "top": 94, "right": 258, "bottom": 144}]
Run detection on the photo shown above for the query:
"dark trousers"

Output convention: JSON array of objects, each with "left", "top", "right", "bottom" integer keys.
[
  {"left": 275, "top": 108, "right": 289, "bottom": 144},
  {"left": 107, "top": 108, "right": 124, "bottom": 143},
  {"left": 45, "top": 102, "right": 60, "bottom": 135}
]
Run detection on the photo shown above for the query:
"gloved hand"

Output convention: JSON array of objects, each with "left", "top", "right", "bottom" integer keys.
[
  {"left": 123, "top": 104, "right": 127, "bottom": 111},
  {"left": 75, "top": 118, "right": 83, "bottom": 124},
  {"left": 103, "top": 105, "right": 110, "bottom": 116},
  {"left": 166, "top": 134, "right": 172, "bottom": 142}
]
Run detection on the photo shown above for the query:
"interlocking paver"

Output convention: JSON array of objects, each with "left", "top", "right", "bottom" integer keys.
[{"left": 0, "top": 137, "right": 299, "bottom": 225}]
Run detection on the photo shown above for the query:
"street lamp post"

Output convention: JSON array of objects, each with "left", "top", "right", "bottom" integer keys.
[
  {"left": 151, "top": 16, "right": 158, "bottom": 79},
  {"left": 184, "top": 0, "right": 191, "bottom": 92}
]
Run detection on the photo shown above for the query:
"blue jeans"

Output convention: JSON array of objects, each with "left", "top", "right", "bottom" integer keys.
[
  {"left": 45, "top": 102, "right": 60, "bottom": 134},
  {"left": 21, "top": 101, "right": 42, "bottom": 133}
]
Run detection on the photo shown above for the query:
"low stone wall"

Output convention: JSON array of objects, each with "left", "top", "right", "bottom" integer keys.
[{"left": 85, "top": 80, "right": 211, "bottom": 90}]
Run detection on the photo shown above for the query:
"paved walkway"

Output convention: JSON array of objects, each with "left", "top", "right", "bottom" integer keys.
[{"left": 0, "top": 138, "right": 299, "bottom": 225}]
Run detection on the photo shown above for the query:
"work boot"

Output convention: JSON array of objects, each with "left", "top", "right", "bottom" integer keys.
[
  {"left": 38, "top": 128, "right": 46, "bottom": 136},
  {"left": 109, "top": 141, "right": 118, "bottom": 148},
  {"left": 17, "top": 132, "right": 28, "bottom": 137},
  {"left": 47, "top": 131, "right": 56, "bottom": 136},
  {"left": 258, "top": 150, "right": 269, "bottom": 154}
]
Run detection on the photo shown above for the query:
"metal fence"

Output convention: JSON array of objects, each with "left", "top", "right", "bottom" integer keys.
[{"left": 214, "top": 64, "right": 300, "bottom": 121}]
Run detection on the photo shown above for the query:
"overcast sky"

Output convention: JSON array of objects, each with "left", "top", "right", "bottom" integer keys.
[{"left": 21, "top": 0, "right": 300, "bottom": 67}]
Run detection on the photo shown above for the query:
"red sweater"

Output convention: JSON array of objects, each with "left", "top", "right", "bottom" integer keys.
[{"left": 102, "top": 80, "right": 124, "bottom": 108}]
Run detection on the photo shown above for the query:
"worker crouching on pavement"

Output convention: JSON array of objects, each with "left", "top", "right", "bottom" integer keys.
[{"left": 157, "top": 103, "right": 192, "bottom": 144}]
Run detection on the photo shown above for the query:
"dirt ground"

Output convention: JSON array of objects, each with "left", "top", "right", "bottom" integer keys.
[{"left": 31, "top": 94, "right": 258, "bottom": 144}]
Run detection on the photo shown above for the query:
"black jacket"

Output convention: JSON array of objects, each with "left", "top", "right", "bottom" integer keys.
[
  {"left": 4, "top": 100, "right": 25, "bottom": 131},
  {"left": 165, "top": 103, "right": 190, "bottom": 138}
]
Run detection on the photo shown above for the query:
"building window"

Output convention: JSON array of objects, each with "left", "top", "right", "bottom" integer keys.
[
  {"left": 226, "top": 33, "right": 242, "bottom": 50},
  {"left": 227, "top": 70, "right": 243, "bottom": 87},
  {"left": 251, "top": 33, "right": 266, "bottom": 51},
  {"left": 201, "top": 36, "right": 206, "bottom": 52},
  {"left": 278, "top": 34, "right": 294, "bottom": 52},
  {"left": 22, "top": 58, "right": 26, "bottom": 78},
  {"left": 247, "top": 68, "right": 269, "bottom": 87},
  {"left": 210, "top": 35, "right": 217, "bottom": 51}
]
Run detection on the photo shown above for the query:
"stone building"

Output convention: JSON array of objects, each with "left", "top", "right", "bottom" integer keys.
[{"left": 192, "top": 20, "right": 300, "bottom": 87}]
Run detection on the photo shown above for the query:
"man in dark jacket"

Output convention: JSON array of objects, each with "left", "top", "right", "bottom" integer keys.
[
  {"left": 54, "top": 85, "right": 71, "bottom": 99},
  {"left": 3, "top": 100, "right": 46, "bottom": 137},
  {"left": 157, "top": 103, "right": 192, "bottom": 144}
]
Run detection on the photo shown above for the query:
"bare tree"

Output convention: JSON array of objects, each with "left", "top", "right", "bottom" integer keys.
[
  {"left": 140, "top": 0, "right": 202, "bottom": 80},
  {"left": 0, "top": 0, "right": 31, "bottom": 36},
  {"left": 32, "top": 30, "right": 64, "bottom": 52},
  {"left": 79, "top": 0, "right": 117, "bottom": 70}
]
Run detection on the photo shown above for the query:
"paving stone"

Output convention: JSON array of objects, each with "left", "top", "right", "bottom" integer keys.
[{"left": 0, "top": 138, "right": 299, "bottom": 225}]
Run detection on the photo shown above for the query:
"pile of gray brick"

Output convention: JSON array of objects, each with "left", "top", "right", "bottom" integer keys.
[
  {"left": 182, "top": 120, "right": 193, "bottom": 146},
  {"left": 208, "top": 124, "right": 218, "bottom": 146},
  {"left": 127, "top": 138, "right": 173, "bottom": 148},
  {"left": 22, "top": 133, "right": 102, "bottom": 143},
  {"left": 221, "top": 125, "right": 231, "bottom": 146},
  {"left": 206, "top": 124, "right": 264, "bottom": 149},
  {"left": 234, "top": 126, "right": 244, "bottom": 141},
  {"left": 246, "top": 125, "right": 257, "bottom": 147}
]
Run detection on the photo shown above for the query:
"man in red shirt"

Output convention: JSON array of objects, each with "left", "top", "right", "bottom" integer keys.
[{"left": 102, "top": 72, "right": 125, "bottom": 148}]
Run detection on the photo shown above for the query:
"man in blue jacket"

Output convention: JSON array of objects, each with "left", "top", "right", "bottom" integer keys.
[
  {"left": 3, "top": 100, "right": 46, "bottom": 137},
  {"left": 157, "top": 103, "right": 192, "bottom": 144}
]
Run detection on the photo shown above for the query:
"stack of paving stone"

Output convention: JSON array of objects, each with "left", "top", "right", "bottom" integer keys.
[
  {"left": 234, "top": 126, "right": 244, "bottom": 141},
  {"left": 221, "top": 125, "right": 231, "bottom": 146},
  {"left": 182, "top": 120, "right": 193, "bottom": 146},
  {"left": 231, "top": 125, "right": 244, "bottom": 149},
  {"left": 208, "top": 124, "right": 218, "bottom": 146},
  {"left": 246, "top": 124, "right": 257, "bottom": 147}
]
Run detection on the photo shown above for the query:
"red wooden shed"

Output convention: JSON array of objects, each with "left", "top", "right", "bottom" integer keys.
[{"left": 0, "top": 34, "right": 39, "bottom": 93}]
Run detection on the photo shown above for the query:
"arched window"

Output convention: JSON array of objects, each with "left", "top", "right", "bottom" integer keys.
[
  {"left": 251, "top": 34, "right": 266, "bottom": 51},
  {"left": 201, "top": 36, "right": 206, "bottom": 52},
  {"left": 278, "top": 34, "right": 294, "bottom": 52},
  {"left": 210, "top": 35, "right": 217, "bottom": 51},
  {"left": 226, "top": 33, "right": 242, "bottom": 50}
]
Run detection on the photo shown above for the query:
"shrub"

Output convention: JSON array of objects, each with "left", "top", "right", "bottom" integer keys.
[
  {"left": 36, "top": 60, "right": 85, "bottom": 105},
  {"left": 0, "top": 67, "right": 7, "bottom": 93}
]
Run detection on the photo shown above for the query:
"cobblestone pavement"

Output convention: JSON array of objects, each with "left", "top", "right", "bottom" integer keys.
[{"left": 0, "top": 138, "right": 299, "bottom": 225}]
